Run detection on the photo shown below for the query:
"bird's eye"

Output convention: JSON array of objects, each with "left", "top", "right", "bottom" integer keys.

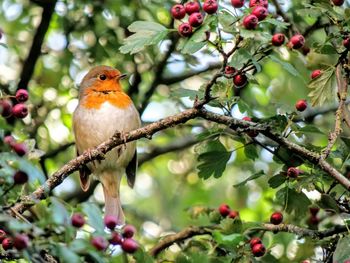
[{"left": 99, "top": 74, "right": 107, "bottom": 80}]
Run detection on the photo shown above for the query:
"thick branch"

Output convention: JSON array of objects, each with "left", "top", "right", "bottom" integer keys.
[
  {"left": 10, "top": 108, "right": 201, "bottom": 215},
  {"left": 17, "top": 1, "right": 57, "bottom": 90},
  {"left": 198, "top": 110, "right": 350, "bottom": 190},
  {"left": 149, "top": 226, "right": 212, "bottom": 257}
]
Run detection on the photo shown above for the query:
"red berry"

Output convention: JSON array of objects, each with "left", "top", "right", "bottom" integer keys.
[
  {"left": 270, "top": 212, "right": 283, "bottom": 225},
  {"left": 311, "top": 69, "right": 322, "bottom": 79},
  {"left": 123, "top": 224, "right": 136, "bottom": 238},
  {"left": 252, "top": 6, "right": 268, "bottom": 21},
  {"left": 249, "top": 0, "right": 268, "bottom": 8},
  {"left": 178, "top": 23, "right": 193, "bottom": 37},
  {"left": 109, "top": 232, "right": 123, "bottom": 245},
  {"left": 233, "top": 74, "right": 248, "bottom": 87},
  {"left": 104, "top": 215, "right": 118, "bottom": 230},
  {"left": 243, "top": 14, "right": 258, "bottom": 30},
  {"left": 287, "top": 167, "right": 300, "bottom": 178},
  {"left": 251, "top": 243, "right": 266, "bottom": 257},
  {"left": 228, "top": 210, "right": 239, "bottom": 219},
  {"left": 91, "top": 236, "right": 108, "bottom": 251},
  {"left": 309, "top": 207, "right": 320, "bottom": 216},
  {"left": 15, "top": 89, "right": 29, "bottom": 102},
  {"left": 308, "top": 215, "right": 319, "bottom": 225},
  {"left": 218, "top": 203, "right": 230, "bottom": 217},
  {"left": 71, "top": 213, "right": 85, "bottom": 228},
  {"left": 231, "top": 0, "right": 245, "bottom": 8},
  {"left": 13, "top": 234, "right": 29, "bottom": 250},
  {"left": 12, "top": 103, "right": 28, "bottom": 119},
  {"left": 343, "top": 37, "right": 350, "bottom": 49},
  {"left": 289, "top": 34, "right": 305, "bottom": 49},
  {"left": 12, "top": 143, "right": 27, "bottom": 156},
  {"left": 0, "top": 230, "right": 7, "bottom": 243},
  {"left": 249, "top": 237, "right": 262, "bottom": 248},
  {"left": 272, "top": 33, "right": 285, "bottom": 46},
  {"left": 13, "top": 171, "right": 29, "bottom": 185},
  {"left": 188, "top": 12, "right": 204, "bottom": 27},
  {"left": 203, "top": 0, "right": 218, "bottom": 14},
  {"left": 4, "top": 135, "right": 15, "bottom": 146},
  {"left": 121, "top": 238, "right": 139, "bottom": 253},
  {"left": 0, "top": 100, "right": 12, "bottom": 118},
  {"left": 225, "top": 66, "right": 236, "bottom": 75},
  {"left": 295, "top": 99, "right": 307, "bottom": 112},
  {"left": 2, "top": 238, "right": 13, "bottom": 250},
  {"left": 332, "top": 0, "right": 344, "bottom": 6},
  {"left": 184, "top": 1, "right": 200, "bottom": 15},
  {"left": 171, "top": 4, "right": 186, "bottom": 19}
]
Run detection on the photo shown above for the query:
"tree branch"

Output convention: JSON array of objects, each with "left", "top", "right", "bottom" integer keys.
[
  {"left": 149, "top": 226, "right": 212, "bottom": 257},
  {"left": 17, "top": 1, "right": 57, "bottom": 90}
]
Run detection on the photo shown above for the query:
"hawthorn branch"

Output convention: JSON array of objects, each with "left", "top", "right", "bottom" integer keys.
[
  {"left": 261, "top": 223, "right": 348, "bottom": 239},
  {"left": 149, "top": 226, "right": 212, "bottom": 257},
  {"left": 9, "top": 108, "right": 201, "bottom": 215}
]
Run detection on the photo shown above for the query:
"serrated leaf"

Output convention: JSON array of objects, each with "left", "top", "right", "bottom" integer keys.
[
  {"left": 119, "top": 21, "right": 169, "bottom": 54},
  {"left": 308, "top": 66, "right": 336, "bottom": 106},
  {"left": 269, "top": 54, "right": 299, "bottom": 76},
  {"left": 297, "top": 125, "right": 325, "bottom": 134},
  {"left": 334, "top": 236, "right": 350, "bottom": 262},
  {"left": 197, "top": 140, "right": 231, "bottom": 179},
  {"left": 82, "top": 203, "right": 104, "bottom": 233},
  {"left": 244, "top": 143, "right": 259, "bottom": 160},
  {"left": 317, "top": 194, "right": 339, "bottom": 213},
  {"left": 260, "top": 18, "right": 290, "bottom": 29},
  {"left": 212, "top": 231, "right": 244, "bottom": 247},
  {"left": 276, "top": 187, "right": 311, "bottom": 216},
  {"left": 268, "top": 173, "right": 286, "bottom": 188},
  {"left": 233, "top": 170, "right": 264, "bottom": 187}
]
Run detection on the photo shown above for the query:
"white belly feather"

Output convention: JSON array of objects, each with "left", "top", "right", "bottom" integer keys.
[{"left": 73, "top": 102, "right": 140, "bottom": 173}]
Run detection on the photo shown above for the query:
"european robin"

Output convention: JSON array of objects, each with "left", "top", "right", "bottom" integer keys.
[{"left": 73, "top": 65, "right": 141, "bottom": 225}]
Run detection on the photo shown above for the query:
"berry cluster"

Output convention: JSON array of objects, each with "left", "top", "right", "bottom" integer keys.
[
  {"left": 71, "top": 214, "right": 139, "bottom": 254},
  {"left": 249, "top": 237, "right": 266, "bottom": 257},
  {"left": 0, "top": 89, "right": 29, "bottom": 119},
  {"left": 218, "top": 203, "right": 240, "bottom": 219},
  {"left": 171, "top": 1, "right": 218, "bottom": 37},
  {"left": 3, "top": 135, "right": 28, "bottom": 156},
  {"left": 0, "top": 229, "right": 30, "bottom": 251}
]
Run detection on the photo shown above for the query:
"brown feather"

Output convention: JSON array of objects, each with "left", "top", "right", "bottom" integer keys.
[{"left": 126, "top": 150, "right": 137, "bottom": 188}]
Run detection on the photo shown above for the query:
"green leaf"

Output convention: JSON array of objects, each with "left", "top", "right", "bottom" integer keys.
[
  {"left": 260, "top": 18, "right": 290, "bottom": 29},
  {"left": 70, "top": 239, "right": 90, "bottom": 253},
  {"left": 50, "top": 197, "right": 70, "bottom": 225},
  {"left": 82, "top": 203, "right": 104, "bottom": 233},
  {"left": 171, "top": 87, "right": 200, "bottom": 99},
  {"left": 197, "top": 140, "right": 231, "bottom": 179},
  {"left": 334, "top": 236, "right": 350, "bottom": 262},
  {"left": 276, "top": 187, "right": 311, "bottom": 216},
  {"left": 269, "top": 54, "right": 299, "bottom": 76},
  {"left": 317, "top": 194, "right": 339, "bottom": 213},
  {"left": 244, "top": 143, "right": 259, "bottom": 160},
  {"left": 119, "top": 21, "right": 169, "bottom": 54},
  {"left": 268, "top": 173, "right": 286, "bottom": 189},
  {"left": 133, "top": 248, "right": 154, "bottom": 263},
  {"left": 212, "top": 231, "right": 244, "bottom": 247},
  {"left": 233, "top": 170, "right": 265, "bottom": 187},
  {"left": 57, "top": 244, "right": 81, "bottom": 263},
  {"left": 0, "top": 43, "right": 7, "bottom": 49},
  {"left": 0, "top": 152, "right": 45, "bottom": 184},
  {"left": 296, "top": 125, "right": 325, "bottom": 134},
  {"left": 308, "top": 66, "right": 336, "bottom": 106}
]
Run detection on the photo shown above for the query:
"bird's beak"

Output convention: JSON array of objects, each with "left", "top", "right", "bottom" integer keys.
[{"left": 118, "top": 73, "right": 127, "bottom": 80}]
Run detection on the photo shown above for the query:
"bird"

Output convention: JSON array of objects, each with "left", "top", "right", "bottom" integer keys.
[{"left": 73, "top": 65, "right": 141, "bottom": 225}]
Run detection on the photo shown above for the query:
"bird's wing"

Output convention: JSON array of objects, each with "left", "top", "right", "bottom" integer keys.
[
  {"left": 125, "top": 150, "right": 137, "bottom": 188},
  {"left": 77, "top": 150, "right": 92, "bottom": 191}
]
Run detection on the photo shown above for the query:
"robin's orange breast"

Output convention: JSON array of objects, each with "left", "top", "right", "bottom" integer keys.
[{"left": 81, "top": 90, "right": 132, "bottom": 109}]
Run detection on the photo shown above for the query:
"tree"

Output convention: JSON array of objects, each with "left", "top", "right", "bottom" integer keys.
[{"left": 0, "top": 0, "right": 350, "bottom": 262}]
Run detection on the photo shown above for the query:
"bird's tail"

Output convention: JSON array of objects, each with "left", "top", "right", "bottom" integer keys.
[{"left": 100, "top": 172, "right": 125, "bottom": 225}]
